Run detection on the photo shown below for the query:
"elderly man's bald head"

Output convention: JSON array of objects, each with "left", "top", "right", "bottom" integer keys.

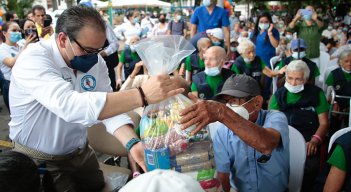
[
  {"left": 206, "top": 46, "right": 226, "bottom": 60},
  {"left": 197, "top": 38, "right": 212, "bottom": 50},
  {"left": 203, "top": 46, "right": 227, "bottom": 68}
]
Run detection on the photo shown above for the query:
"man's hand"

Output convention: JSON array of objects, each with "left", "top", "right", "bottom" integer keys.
[
  {"left": 41, "top": 26, "right": 53, "bottom": 37},
  {"left": 294, "top": 10, "right": 302, "bottom": 21},
  {"left": 141, "top": 74, "right": 185, "bottom": 104},
  {"left": 268, "top": 24, "right": 274, "bottom": 36},
  {"left": 129, "top": 142, "right": 147, "bottom": 172},
  {"left": 180, "top": 93, "right": 227, "bottom": 135}
]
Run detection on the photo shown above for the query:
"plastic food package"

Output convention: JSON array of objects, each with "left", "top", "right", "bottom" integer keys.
[
  {"left": 135, "top": 35, "right": 196, "bottom": 171},
  {"left": 136, "top": 36, "right": 222, "bottom": 191}
]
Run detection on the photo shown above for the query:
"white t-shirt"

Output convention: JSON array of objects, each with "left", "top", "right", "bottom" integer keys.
[
  {"left": 0, "top": 43, "right": 19, "bottom": 81},
  {"left": 9, "top": 36, "right": 133, "bottom": 155},
  {"left": 114, "top": 20, "right": 141, "bottom": 41}
]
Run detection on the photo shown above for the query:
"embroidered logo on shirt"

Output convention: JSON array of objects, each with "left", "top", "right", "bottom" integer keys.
[{"left": 81, "top": 75, "right": 96, "bottom": 91}]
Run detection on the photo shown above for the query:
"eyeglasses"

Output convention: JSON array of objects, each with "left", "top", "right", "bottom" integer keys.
[{"left": 72, "top": 38, "right": 105, "bottom": 55}]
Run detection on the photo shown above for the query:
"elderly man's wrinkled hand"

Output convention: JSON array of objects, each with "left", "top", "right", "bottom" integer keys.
[
  {"left": 179, "top": 93, "right": 226, "bottom": 135},
  {"left": 141, "top": 74, "right": 184, "bottom": 104}
]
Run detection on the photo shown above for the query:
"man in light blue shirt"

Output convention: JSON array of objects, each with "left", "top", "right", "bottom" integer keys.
[
  {"left": 190, "top": 0, "right": 230, "bottom": 55},
  {"left": 180, "top": 74, "right": 289, "bottom": 192}
]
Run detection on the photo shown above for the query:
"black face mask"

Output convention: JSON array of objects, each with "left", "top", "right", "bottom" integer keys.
[{"left": 159, "top": 18, "right": 166, "bottom": 23}]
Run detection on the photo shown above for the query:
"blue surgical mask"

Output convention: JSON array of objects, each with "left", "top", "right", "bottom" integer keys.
[
  {"left": 327, "top": 26, "right": 333, "bottom": 30},
  {"left": 303, "top": 14, "right": 312, "bottom": 21},
  {"left": 205, "top": 66, "right": 221, "bottom": 76},
  {"left": 133, "top": 17, "right": 140, "bottom": 24},
  {"left": 176, "top": 15, "right": 182, "bottom": 21},
  {"left": 230, "top": 46, "right": 236, "bottom": 52},
  {"left": 212, "top": 41, "right": 221, "bottom": 46},
  {"left": 9, "top": 32, "right": 22, "bottom": 43},
  {"left": 203, "top": 0, "right": 211, "bottom": 7},
  {"left": 258, "top": 23, "right": 269, "bottom": 30},
  {"left": 65, "top": 38, "right": 98, "bottom": 73}
]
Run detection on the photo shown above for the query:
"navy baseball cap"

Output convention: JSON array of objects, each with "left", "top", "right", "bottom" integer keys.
[
  {"left": 214, "top": 74, "right": 261, "bottom": 99},
  {"left": 291, "top": 38, "right": 307, "bottom": 50}
]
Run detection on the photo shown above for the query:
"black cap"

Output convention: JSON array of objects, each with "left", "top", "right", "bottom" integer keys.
[{"left": 214, "top": 74, "right": 261, "bottom": 99}]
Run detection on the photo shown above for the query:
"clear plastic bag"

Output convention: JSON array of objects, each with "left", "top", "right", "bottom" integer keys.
[
  {"left": 135, "top": 35, "right": 196, "bottom": 170},
  {"left": 135, "top": 36, "right": 222, "bottom": 191}
]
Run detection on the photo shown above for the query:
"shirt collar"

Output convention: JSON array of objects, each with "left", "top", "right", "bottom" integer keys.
[{"left": 50, "top": 36, "right": 70, "bottom": 69}]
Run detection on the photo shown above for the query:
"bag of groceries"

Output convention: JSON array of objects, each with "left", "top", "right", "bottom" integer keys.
[{"left": 135, "top": 35, "right": 222, "bottom": 192}]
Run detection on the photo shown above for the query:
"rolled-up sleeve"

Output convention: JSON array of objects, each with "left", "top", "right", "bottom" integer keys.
[
  {"left": 263, "top": 111, "right": 289, "bottom": 150},
  {"left": 96, "top": 57, "right": 134, "bottom": 134}
]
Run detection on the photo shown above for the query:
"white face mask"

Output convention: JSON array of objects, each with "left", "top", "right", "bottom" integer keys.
[
  {"left": 205, "top": 66, "right": 221, "bottom": 76},
  {"left": 230, "top": 46, "right": 237, "bottom": 52},
  {"left": 203, "top": 0, "right": 211, "bottom": 6},
  {"left": 259, "top": 23, "right": 269, "bottom": 30},
  {"left": 292, "top": 51, "right": 306, "bottom": 59},
  {"left": 226, "top": 97, "right": 255, "bottom": 120},
  {"left": 341, "top": 67, "right": 351, "bottom": 74},
  {"left": 130, "top": 44, "right": 136, "bottom": 52},
  {"left": 176, "top": 15, "right": 182, "bottom": 21},
  {"left": 243, "top": 57, "right": 254, "bottom": 63},
  {"left": 285, "top": 35, "right": 293, "bottom": 41},
  {"left": 284, "top": 81, "right": 304, "bottom": 93}
]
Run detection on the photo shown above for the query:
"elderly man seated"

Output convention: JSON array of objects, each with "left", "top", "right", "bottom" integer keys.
[
  {"left": 191, "top": 46, "right": 233, "bottom": 100},
  {"left": 181, "top": 74, "right": 290, "bottom": 192},
  {"left": 276, "top": 38, "right": 320, "bottom": 86},
  {"left": 269, "top": 60, "right": 329, "bottom": 192},
  {"left": 184, "top": 37, "right": 212, "bottom": 82}
]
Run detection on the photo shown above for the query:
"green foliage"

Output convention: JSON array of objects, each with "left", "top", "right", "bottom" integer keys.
[{"left": 7, "top": 0, "right": 35, "bottom": 18}]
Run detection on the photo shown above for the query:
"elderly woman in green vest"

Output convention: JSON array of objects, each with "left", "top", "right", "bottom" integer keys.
[
  {"left": 269, "top": 60, "right": 329, "bottom": 192},
  {"left": 325, "top": 50, "right": 351, "bottom": 134}
]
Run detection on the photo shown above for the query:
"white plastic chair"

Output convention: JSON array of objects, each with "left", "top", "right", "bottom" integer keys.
[
  {"left": 328, "top": 127, "right": 351, "bottom": 153},
  {"left": 288, "top": 125, "right": 306, "bottom": 192},
  {"left": 270, "top": 56, "right": 281, "bottom": 94},
  {"left": 316, "top": 51, "right": 330, "bottom": 92}
]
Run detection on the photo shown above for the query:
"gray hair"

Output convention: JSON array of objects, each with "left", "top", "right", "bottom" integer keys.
[
  {"left": 286, "top": 60, "right": 310, "bottom": 81},
  {"left": 55, "top": 5, "right": 106, "bottom": 40},
  {"left": 237, "top": 39, "right": 255, "bottom": 54},
  {"left": 338, "top": 50, "right": 351, "bottom": 66},
  {"left": 197, "top": 37, "right": 211, "bottom": 50}
]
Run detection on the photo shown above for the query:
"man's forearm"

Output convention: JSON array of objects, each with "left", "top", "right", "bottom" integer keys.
[
  {"left": 220, "top": 107, "right": 281, "bottom": 154},
  {"left": 190, "top": 25, "right": 197, "bottom": 37},
  {"left": 223, "top": 26, "right": 230, "bottom": 51},
  {"left": 99, "top": 89, "right": 143, "bottom": 120},
  {"left": 288, "top": 19, "right": 298, "bottom": 29}
]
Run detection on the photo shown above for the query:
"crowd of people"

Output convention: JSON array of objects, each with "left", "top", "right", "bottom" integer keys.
[{"left": 0, "top": 0, "right": 351, "bottom": 191}]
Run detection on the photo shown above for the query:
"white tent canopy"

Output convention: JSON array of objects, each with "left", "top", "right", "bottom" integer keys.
[{"left": 96, "top": 0, "right": 171, "bottom": 10}]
